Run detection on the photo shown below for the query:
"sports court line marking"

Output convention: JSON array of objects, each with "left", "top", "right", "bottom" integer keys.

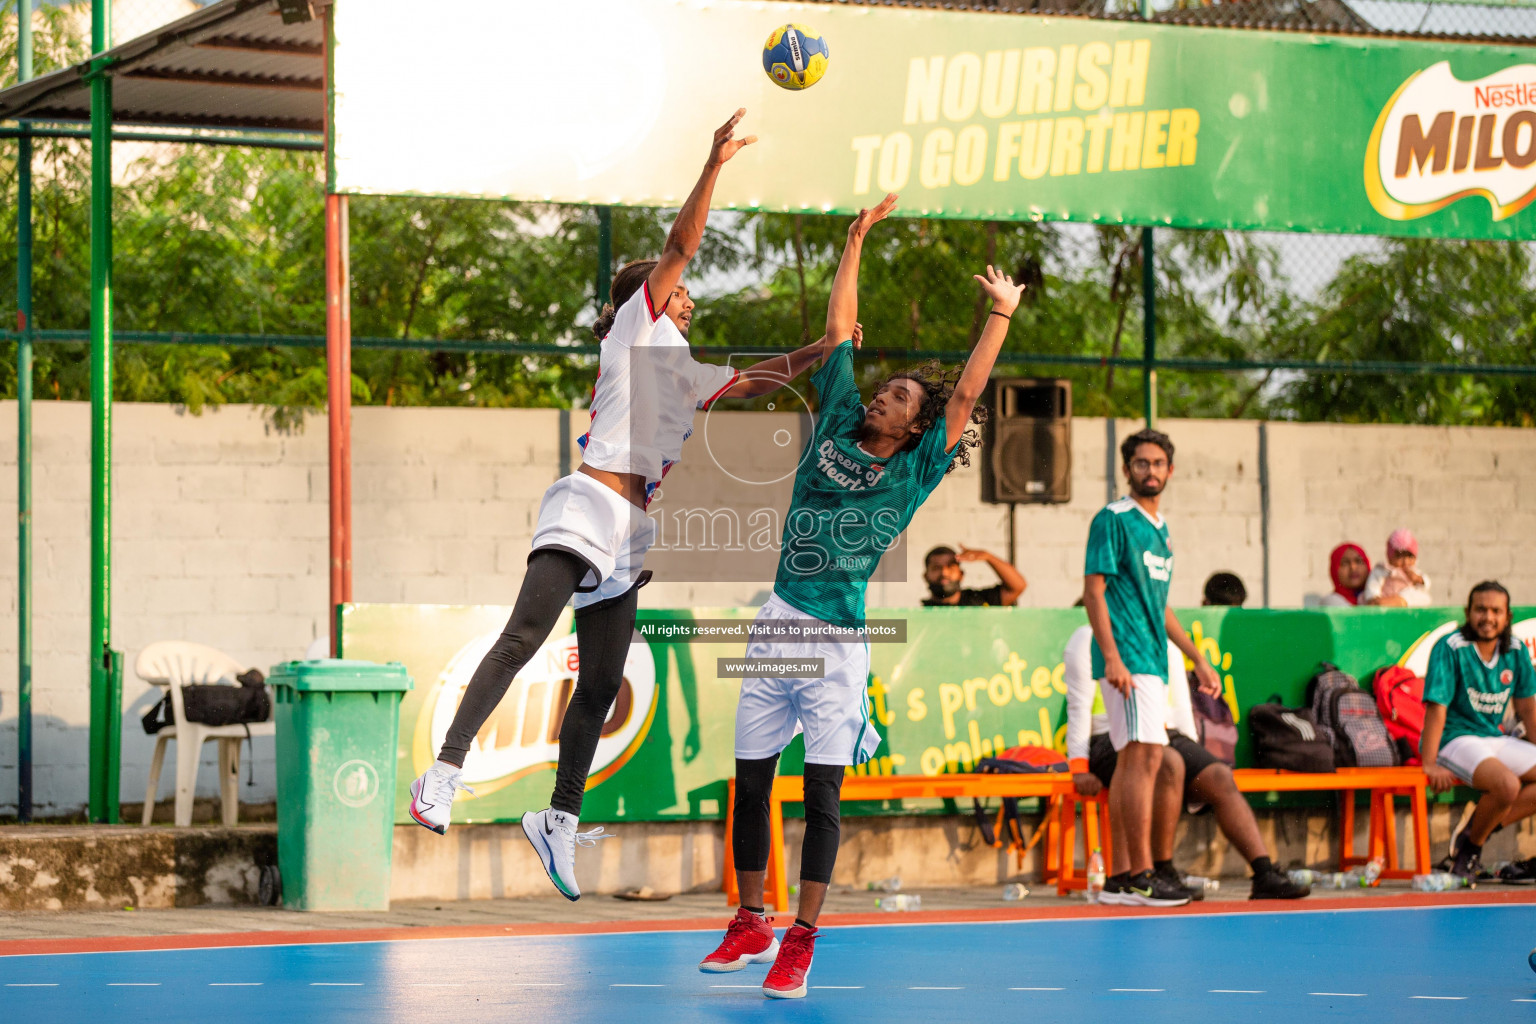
[
  {"left": 1111, "top": 988, "right": 1165, "bottom": 992},
  {"left": 1210, "top": 989, "right": 1265, "bottom": 993},
  {"left": 108, "top": 982, "right": 160, "bottom": 986},
  {"left": 1310, "top": 992, "right": 1366, "bottom": 997},
  {"left": 10, "top": 891, "right": 1536, "bottom": 958},
  {"left": 5, "top": 983, "right": 58, "bottom": 987},
  {"left": 1010, "top": 986, "right": 1064, "bottom": 991},
  {"left": 1411, "top": 995, "right": 1466, "bottom": 1000},
  {"left": 1514, "top": 999, "right": 1536, "bottom": 1003}
]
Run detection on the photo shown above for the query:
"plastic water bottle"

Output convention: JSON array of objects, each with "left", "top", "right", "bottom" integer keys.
[
  {"left": 1086, "top": 848, "right": 1106, "bottom": 904},
  {"left": 876, "top": 893, "right": 922, "bottom": 911},
  {"left": 1412, "top": 872, "right": 1472, "bottom": 892},
  {"left": 1358, "top": 857, "right": 1385, "bottom": 887},
  {"left": 1002, "top": 883, "right": 1029, "bottom": 901},
  {"left": 1182, "top": 875, "right": 1221, "bottom": 895},
  {"left": 866, "top": 876, "right": 902, "bottom": 892},
  {"left": 1287, "top": 868, "right": 1318, "bottom": 887}
]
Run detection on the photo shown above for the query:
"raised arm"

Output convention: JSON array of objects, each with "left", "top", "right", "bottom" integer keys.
[
  {"left": 826, "top": 193, "right": 899, "bottom": 347},
  {"left": 945, "top": 265, "right": 1025, "bottom": 451},
  {"left": 647, "top": 109, "right": 757, "bottom": 313},
  {"left": 722, "top": 325, "right": 863, "bottom": 399}
]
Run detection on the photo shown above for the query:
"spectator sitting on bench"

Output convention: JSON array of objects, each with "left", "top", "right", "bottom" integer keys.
[
  {"left": 1420, "top": 580, "right": 1536, "bottom": 881},
  {"left": 1362, "top": 529, "right": 1432, "bottom": 608},
  {"left": 921, "top": 545, "right": 1026, "bottom": 606},
  {"left": 1064, "top": 586, "right": 1309, "bottom": 901}
]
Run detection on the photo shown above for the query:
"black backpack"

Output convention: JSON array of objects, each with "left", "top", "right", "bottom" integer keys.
[
  {"left": 1306, "top": 663, "right": 1399, "bottom": 768},
  {"left": 971, "top": 746, "right": 1067, "bottom": 848},
  {"left": 142, "top": 668, "right": 271, "bottom": 733},
  {"left": 1187, "top": 671, "right": 1238, "bottom": 767},
  {"left": 1248, "top": 700, "right": 1336, "bottom": 773}
]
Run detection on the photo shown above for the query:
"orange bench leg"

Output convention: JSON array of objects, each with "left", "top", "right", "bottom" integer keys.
[
  {"left": 1098, "top": 797, "right": 1113, "bottom": 876},
  {"left": 1339, "top": 789, "right": 1358, "bottom": 868},
  {"left": 1057, "top": 793, "right": 1078, "bottom": 895},
  {"left": 768, "top": 793, "right": 789, "bottom": 913},
  {"left": 1411, "top": 782, "right": 1431, "bottom": 874},
  {"left": 1379, "top": 789, "right": 1400, "bottom": 875},
  {"left": 723, "top": 778, "right": 738, "bottom": 904}
]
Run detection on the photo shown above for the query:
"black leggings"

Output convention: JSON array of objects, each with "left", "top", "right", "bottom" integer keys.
[
  {"left": 733, "top": 756, "right": 845, "bottom": 885},
  {"left": 437, "top": 549, "right": 641, "bottom": 816}
]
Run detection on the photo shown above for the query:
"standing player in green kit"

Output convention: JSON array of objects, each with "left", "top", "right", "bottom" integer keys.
[
  {"left": 698, "top": 192, "right": 1026, "bottom": 999},
  {"left": 1082, "top": 428, "right": 1223, "bottom": 907}
]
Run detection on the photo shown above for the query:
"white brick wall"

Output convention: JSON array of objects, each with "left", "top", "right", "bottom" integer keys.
[{"left": 0, "top": 400, "right": 1530, "bottom": 814}]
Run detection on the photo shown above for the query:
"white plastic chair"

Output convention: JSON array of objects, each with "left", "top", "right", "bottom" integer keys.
[{"left": 136, "top": 641, "right": 276, "bottom": 827}]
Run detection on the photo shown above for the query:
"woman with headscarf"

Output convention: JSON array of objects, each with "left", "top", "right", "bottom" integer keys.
[{"left": 1321, "top": 543, "right": 1371, "bottom": 607}]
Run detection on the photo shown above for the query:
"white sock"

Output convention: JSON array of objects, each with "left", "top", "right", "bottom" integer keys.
[{"left": 432, "top": 759, "right": 461, "bottom": 776}]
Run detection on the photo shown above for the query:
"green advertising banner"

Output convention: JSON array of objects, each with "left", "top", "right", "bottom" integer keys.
[
  {"left": 341, "top": 603, "right": 1536, "bottom": 826},
  {"left": 332, "top": 0, "right": 1536, "bottom": 239}
]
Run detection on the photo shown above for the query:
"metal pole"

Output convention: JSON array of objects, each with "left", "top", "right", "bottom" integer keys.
[
  {"left": 87, "top": 0, "right": 119, "bottom": 823},
  {"left": 596, "top": 206, "right": 612, "bottom": 312},
  {"left": 1259, "top": 422, "right": 1271, "bottom": 609},
  {"left": 16, "top": 0, "right": 34, "bottom": 824},
  {"left": 1141, "top": 227, "right": 1156, "bottom": 427},
  {"left": 325, "top": 193, "right": 353, "bottom": 654}
]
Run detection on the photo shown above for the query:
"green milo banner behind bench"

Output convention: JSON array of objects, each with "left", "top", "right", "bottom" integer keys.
[{"left": 339, "top": 605, "right": 1536, "bottom": 826}]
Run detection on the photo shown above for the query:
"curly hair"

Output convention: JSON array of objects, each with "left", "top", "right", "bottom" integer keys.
[
  {"left": 592, "top": 259, "right": 659, "bottom": 340},
  {"left": 873, "top": 360, "right": 988, "bottom": 475}
]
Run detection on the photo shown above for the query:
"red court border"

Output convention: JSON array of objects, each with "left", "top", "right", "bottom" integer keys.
[{"left": 5, "top": 890, "right": 1535, "bottom": 957}]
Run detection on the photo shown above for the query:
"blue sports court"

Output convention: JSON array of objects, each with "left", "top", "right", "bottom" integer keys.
[{"left": 5, "top": 903, "right": 1533, "bottom": 1023}]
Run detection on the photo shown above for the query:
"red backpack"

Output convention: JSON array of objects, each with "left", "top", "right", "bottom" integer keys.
[{"left": 1372, "top": 665, "right": 1426, "bottom": 766}]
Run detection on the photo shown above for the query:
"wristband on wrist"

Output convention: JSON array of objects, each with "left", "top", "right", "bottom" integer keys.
[{"left": 989, "top": 309, "right": 1011, "bottom": 321}]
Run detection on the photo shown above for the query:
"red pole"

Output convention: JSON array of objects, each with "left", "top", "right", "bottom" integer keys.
[{"left": 325, "top": 192, "right": 352, "bottom": 654}]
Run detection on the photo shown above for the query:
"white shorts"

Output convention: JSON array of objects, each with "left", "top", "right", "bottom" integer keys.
[
  {"left": 1098, "top": 674, "right": 1171, "bottom": 752},
  {"left": 530, "top": 472, "right": 657, "bottom": 609},
  {"left": 734, "top": 592, "right": 882, "bottom": 767},
  {"left": 1438, "top": 733, "right": 1536, "bottom": 784}
]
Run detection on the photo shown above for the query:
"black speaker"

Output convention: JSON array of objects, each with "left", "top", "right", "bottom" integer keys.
[{"left": 980, "top": 378, "right": 1071, "bottom": 504}]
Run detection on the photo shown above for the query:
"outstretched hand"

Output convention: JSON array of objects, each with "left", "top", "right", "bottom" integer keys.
[
  {"left": 974, "top": 264, "right": 1025, "bottom": 316},
  {"left": 708, "top": 108, "right": 757, "bottom": 167},
  {"left": 851, "top": 322, "right": 864, "bottom": 349},
  {"left": 848, "top": 193, "right": 899, "bottom": 241}
]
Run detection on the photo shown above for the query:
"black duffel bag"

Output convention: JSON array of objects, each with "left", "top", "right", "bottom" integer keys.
[
  {"left": 1248, "top": 699, "right": 1336, "bottom": 773},
  {"left": 142, "top": 668, "right": 271, "bottom": 733}
]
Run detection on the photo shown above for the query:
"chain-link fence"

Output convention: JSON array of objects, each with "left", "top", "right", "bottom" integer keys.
[{"left": 2, "top": 0, "right": 1534, "bottom": 425}]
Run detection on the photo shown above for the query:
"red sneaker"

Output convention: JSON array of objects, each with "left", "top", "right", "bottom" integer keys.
[
  {"left": 762, "top": 923, "right": 817, "bottom": 999},
  {"left": 698, "top": 908, "right": 779, "bottom": 973}
]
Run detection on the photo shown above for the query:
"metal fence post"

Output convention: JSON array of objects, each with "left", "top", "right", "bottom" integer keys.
[
  {"left": 16, "top": 0, "right": 34, "bottom": 823},
  {"left": 1141, "top": 227, "right": 1156, "bottom": 428},
  {"left": 596, "top": 205, "right": 613, "bottom": 312}
]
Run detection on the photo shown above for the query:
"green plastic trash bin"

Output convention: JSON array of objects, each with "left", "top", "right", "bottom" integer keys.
[{"left": 272, "top": 659, "right": 413, "bottom": 911}]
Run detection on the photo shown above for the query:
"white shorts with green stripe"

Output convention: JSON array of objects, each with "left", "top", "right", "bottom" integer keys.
[
  {"left": 1099, "top": 673, "right": 1171, "bottom": 752},
  {"left": 733, "top": 592, "right": 881, "bottom": 767}
]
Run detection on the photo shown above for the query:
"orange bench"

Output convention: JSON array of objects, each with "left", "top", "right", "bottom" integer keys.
[{"left": 722, "top": 766, "right": 1430, "bottom": 912}]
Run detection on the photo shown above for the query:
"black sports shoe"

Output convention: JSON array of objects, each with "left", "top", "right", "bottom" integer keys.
[
  {"left": 1120, "top": 869, "right": 1191, "bottom": 907},
  {"left": 1250, "top": 868, "right": 1310, "bottom": 900},
  {"left": 1098, "top": 872, "right": 1132, "bottom": 906},
  {"left": 1450, "top": 842, "right": 1482, "bottom": 881},
  {"left": 1153, "top": 864, "right": 1202, "bottom": 902},
  {"left": 1497, "top": 857, "right": 1536, "bottom": 884}
]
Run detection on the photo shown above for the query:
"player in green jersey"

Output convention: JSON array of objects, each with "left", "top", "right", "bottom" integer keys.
[
  {"left": 699, "top": 193, "right": 1025, "bottom": 999},
  {"left": 1420, "top": 580, "right": 1536, "bottom": 880},
  {"left": 1082, "top": 428, "right": 1222, "bottom": 907}
]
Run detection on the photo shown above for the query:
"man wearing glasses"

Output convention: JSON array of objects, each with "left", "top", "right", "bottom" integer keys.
[{"left": 1080, "top": 428, "right": 1221, "bottom": 906}]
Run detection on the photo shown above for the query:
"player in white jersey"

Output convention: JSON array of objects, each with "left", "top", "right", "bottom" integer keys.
[{"left": 408, "top": 111, "right": 838, "bottom": 901}]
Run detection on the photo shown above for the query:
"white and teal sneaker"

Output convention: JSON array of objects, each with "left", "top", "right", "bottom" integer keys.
[
  {"left": 521, "top": 808, "right": 614, "bottom": 901},
  {"left": 408, "top": 762, "right": 474, "bottom": 835}
]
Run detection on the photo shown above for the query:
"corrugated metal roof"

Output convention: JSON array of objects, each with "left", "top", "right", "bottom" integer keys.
[{"left": 0, "top": 0, "right": 323, "bottom": 132}]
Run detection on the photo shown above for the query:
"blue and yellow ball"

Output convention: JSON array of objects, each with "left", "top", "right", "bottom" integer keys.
[{"left": 762, "top": 24, "right": 829, "bottom": 91}]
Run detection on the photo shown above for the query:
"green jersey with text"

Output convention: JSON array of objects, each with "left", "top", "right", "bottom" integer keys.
[
  {"left": 1084, "top": 497, "right": 1173, "bottom": 680},
  {"left": 1424, "top": 630, "right": 1536, "bottom": 745},
  {"left": 772, "top": 341, "right": 957, "bottom": 627}
]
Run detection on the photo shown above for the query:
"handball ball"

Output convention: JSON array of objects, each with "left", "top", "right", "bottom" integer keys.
[{"left": 762, "top": 24, "right": 829, "bottom": 91}]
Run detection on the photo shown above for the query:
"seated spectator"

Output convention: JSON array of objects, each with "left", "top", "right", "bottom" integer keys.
[
  {"left": 921, "top": 545, "right": 1026, "bottom": 606},
  {"left": 1420, "top": 581, "right": 1536, "bottom": 880},
  {"left": 1320, "top": 543, "right": 1371, "bottom": 607},
  {"left": 1362, "top": 529, "right": 1432, "bottom": 607},
  {"left": 1063, "top": 606, "right": 1308, "bottom": 901},
  {"left": 1203, "top": 572, "right": 1247, "bottom": 608}
]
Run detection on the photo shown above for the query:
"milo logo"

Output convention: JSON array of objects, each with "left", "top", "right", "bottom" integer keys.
[
  {"left": 1366, "top": 61, "right": 1536, "bottom": 222},
  {"left": 424, "top": 628, "right": 657, "bottom": 794}
]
